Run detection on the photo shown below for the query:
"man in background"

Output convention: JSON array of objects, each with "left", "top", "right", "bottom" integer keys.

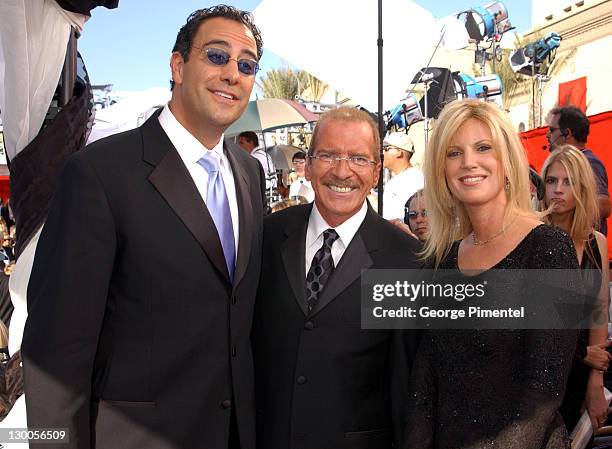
[
  {"left": 381, "top": 132, "right": 423, "bottom": 221},
  {"left": 238, "top": 131, "right": 276, "bottom": 189},
  {"left": 547, "top": 105, "right": 610, "bottom": 234}
]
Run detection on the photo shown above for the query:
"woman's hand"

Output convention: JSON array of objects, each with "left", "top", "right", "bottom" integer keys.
[
  {"left": 584, "top": 342, "right": 612, "bottom": 371},
  {"left": 586, "top": 372, "right": 609, "bottom": 429}
]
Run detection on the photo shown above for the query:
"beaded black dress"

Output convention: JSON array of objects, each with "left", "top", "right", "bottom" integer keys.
[{"left": 403, "top": 225, "right": 579, "bottom": 449}]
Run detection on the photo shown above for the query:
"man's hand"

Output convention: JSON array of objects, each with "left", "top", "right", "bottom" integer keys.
[{"left": 584, "top": 341, "right": 612, "bottom": 371}]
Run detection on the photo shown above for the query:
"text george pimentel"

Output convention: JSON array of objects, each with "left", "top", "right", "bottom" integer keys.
[{"left": 370, "top": 281, "right": 525, "bottom": 319}]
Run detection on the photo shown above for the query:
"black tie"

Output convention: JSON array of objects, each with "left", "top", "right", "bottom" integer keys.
[{"left": 305, "top": 229, "right": 340, "bottom": 313}]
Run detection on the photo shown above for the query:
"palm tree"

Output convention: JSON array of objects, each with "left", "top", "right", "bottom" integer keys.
[
  {"left": 260, "top": 68, "right": 329, "bottom": 101},
  {"left": 260, "top": 68, "right": 300, "bottom": 99},
  {"left": 299, "top": 72, "right": 328, "bottom": 102}
]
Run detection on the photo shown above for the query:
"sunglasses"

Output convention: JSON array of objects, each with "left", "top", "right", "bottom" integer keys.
[
  {"left": 193, "top": 46, "right": 259, "bottom": 76},
  {"left": 406, "top": 210, "right": 427, "bottom": 219}
]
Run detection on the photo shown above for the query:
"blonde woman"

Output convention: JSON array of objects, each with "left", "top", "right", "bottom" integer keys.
[
  {"left": 404, "top": 99, "right": 578, "bottom": 448},
  {"left": 542, "top": 145, "right": 611, "bottom": 432}
]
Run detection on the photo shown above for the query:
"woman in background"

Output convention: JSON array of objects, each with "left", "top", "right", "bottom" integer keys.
[{"left": 542, "top": 145, "right": 611, "bottom": 432}]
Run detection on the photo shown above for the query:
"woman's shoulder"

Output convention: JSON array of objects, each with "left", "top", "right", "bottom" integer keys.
[
  {"left": 520, "top": 223, "right": 578, "bottom": 269},
  {"left": 593, "top": 231, "right": 607, "bottom": 253}
]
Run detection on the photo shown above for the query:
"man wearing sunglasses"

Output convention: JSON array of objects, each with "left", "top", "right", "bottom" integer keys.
[
  {"left": 253, "top": 107, "right": 421, "bottom": 449},
  {"left": 23, "top": 6, "right": 265, "bottom": 449}
]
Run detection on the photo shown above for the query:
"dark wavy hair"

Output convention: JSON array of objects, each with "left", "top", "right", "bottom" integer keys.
[
  {"left": 170, "top": 5, "right": 263, "bottom": 88},
  {"left": 550, "top": 105, "right": 590, "bottom": 143}
]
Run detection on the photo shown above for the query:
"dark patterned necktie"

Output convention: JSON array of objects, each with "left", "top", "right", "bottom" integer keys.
[{"left": 305, "top": 229, "right": 340, "bottom": 312}]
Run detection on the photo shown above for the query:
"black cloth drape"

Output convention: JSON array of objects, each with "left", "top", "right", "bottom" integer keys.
[{"left": 54, "top": 0, "right": 118, "bottom": 16}]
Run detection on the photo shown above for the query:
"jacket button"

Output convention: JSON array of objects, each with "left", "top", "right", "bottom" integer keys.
[
  {"left": 232, "top": 347, "right": 237, "bottom": 357},
  {"left": 304, "top": 321, "right": 314, "bottom": 330},
  {"left": 296, "top": 375, "right": 307, "bottom": 385},
  {"left": 221, "top": 399, "right": 232, "bottom": 409}
]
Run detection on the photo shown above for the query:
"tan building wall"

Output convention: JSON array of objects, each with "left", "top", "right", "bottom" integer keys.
[{"left": 508, "top": 0, "right": 612, "bottom": 130}]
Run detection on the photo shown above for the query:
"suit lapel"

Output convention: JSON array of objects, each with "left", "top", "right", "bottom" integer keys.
[
  {"left": 310, "top": 207, "right": 378, "bottom": 316},
  {"left": 280, "top": 207, "right": 310, "bottom": 316},
  {"left": 142, "top": 112, "right": 231, "bottom": 285},
  {"left": 225, "top": 142, "right": 253, "bottom": 290}
]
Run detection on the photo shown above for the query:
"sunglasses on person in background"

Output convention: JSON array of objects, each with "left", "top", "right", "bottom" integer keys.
[
  {"left": 193, "top": 46, "right": 259, "bottom": 76},
  {"left": 405, "top": 210, "right": 427, "bottom": 219}
]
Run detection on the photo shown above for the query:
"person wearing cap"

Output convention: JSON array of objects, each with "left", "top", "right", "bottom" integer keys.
[{"left": 382, "top": 132, "right": 424, "bottom": 220}]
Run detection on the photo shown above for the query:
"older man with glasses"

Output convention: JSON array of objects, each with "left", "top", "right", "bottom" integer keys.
[{"left": 252, "top": 107, "right": 421, "bottom": 449}]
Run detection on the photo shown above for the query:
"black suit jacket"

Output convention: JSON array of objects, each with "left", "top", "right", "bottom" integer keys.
[
  {"left": 252, "top": 204, "right": 421, "bottom": 449},
  {"left": 22, "top": 112, "right": 265, "bottom": 449}
]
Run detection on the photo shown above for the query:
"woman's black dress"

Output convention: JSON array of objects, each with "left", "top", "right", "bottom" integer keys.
[
  {"left": 559, "top": 234, "right": 603, "bottom": 432},
  {"left": 404, "top": 225, "right": 579, "bottom": 449}
]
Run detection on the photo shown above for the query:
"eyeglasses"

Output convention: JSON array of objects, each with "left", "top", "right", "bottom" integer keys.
[
  {"left": 405, "top": 210, "right": 427, "bottom": 219},
  {"left": 308, "top": 153, "right": 377, "bottom": 169},
  {"left": 193, "top": 46, "right": 259, "bottom": 76}
]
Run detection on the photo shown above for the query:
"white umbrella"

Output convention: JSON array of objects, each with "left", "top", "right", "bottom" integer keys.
[
  {"left": 267, "top": 145, "right": 305, "bottom": 170},
  {"left": 253, "top": 0, "right": 452, "bottom": 111},
  {"left": 225, "top": 98, "right": 319, "bottom": 136}
]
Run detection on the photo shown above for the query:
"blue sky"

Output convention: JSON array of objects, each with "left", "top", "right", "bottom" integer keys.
[{"left": 79, "top": 0, "right": 532, "bottom": 92}]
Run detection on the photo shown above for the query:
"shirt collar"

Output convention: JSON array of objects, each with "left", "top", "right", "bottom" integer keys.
[
  {"left": 159, "top": 104, "right": 225, "bottom": 163},
  {"left": 307, "top": 200, "right": 368, "bottom": 250}
]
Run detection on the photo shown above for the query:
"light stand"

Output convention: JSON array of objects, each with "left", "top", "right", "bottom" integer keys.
[{"left": 421, "top": 73, "right": 435, "bottom": 149}]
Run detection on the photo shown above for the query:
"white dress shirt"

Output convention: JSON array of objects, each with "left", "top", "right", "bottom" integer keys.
[
  {"left": 382, "top": 166, "right": 424, "bottom": 220},
  {"left": 158, "top": 105, "right": 239, "bottom": 255},
  {"left": 289, "top": 176, "right": 315, "bottom": 203},
  {"left": 250, "top": 146, "right": 276, "bottom": 176},
  {"left": 304, "top": 201, "right": 368, "bottom": 276}
]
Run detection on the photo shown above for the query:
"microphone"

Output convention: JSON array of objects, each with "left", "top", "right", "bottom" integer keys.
[{"left": 542, "top": 130, "right": 568, "bottom": 151}]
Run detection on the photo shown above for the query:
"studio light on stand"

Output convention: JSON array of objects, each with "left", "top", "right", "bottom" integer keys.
[
  {"left": 460, "top": 1, "right": 513, "bottom": 76},
  {"left": 509, "top": 32, "right": 562, "bottom": 127},
  {"left": 455, "top": 73, "right": 503, "bottom": 108},
  {"left": 509, "top": 32, "right": 562, "bottom": 75},
  {"left": 385, "top": 93, "right": 423, "bottom": 131},
  {"left": 464, "top": 2, "right": 512, "bottom": 41}
]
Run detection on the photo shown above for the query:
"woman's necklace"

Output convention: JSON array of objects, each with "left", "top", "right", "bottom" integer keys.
[{"left": 471, "top": 215, "right": 518, "bottom": 246}]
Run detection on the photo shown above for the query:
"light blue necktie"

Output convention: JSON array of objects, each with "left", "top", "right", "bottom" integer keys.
[{"left": 198, "top": 151, "right": 236, "bottom": 282}]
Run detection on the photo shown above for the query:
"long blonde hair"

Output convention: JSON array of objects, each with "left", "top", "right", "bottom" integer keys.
[
  {"left": 422, "top": 99, "right": 533, "bottom": 266},
  {"left": 541, "top": 145, "right": 599, "bottom": 245}
]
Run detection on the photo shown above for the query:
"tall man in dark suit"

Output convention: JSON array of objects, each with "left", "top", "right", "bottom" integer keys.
[
  {"left": 22, "top": 6, "right": 265, "bottom": 449},
  {"left": 252, "top": 108, "right": 421, "bottom": 449}
]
